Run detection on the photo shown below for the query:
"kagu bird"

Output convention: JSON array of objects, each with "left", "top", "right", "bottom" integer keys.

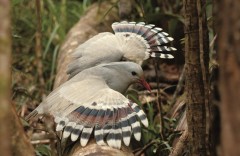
[
  {"left": 26, "top": 62, "right": 150, "bottom": 149},
  {"left": 67, "top": 21, "right": 176, "bottom": 78}
]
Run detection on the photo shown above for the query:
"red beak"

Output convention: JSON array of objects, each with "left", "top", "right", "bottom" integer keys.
[{"left": 138, "top": 78, "right": 151, "bottom": 92}]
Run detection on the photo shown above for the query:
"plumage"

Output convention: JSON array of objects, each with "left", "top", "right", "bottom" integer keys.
[
  {"left": 63, "top": 122, "right": 76, "bottom": 138},
  {"left": 128, "top": 113, "right": 141, "bottom": 141},
  {"left": 130, "top": 103, "right": 149, "bottom": 127},
  {"left": 120, "top": 117, "right": 132, "bottom": 146},
  {"left": 80, "top": 127, "right": 93, "bottom": 146},
  {"left": 94, "top": 126, "right": 106, "bottom": 146},
  {"left": 67, "top": 21, "right": 176, "bottom": 78},
  {"left": 71, "top": 124, "right": 84, "bottom": 141},
  {"left": 56, "top": 117, "right": 69, "bottom": 131},
  {"left": 26, "top": 62, "right": 149, "bottom": 149},
  {"left": 106, "top": 123, "right": 122, "bottom": 149}
]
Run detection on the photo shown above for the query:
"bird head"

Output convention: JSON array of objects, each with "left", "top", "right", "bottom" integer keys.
[{"left": 103, "top": 62, "right": 151, "bottom": 92}]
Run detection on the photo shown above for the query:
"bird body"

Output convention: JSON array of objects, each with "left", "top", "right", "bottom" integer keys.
[
  {"left": 67, "top": 21, "right": 176, "bottom": 78},
  {"left": 26, "top": 62, "right": 149, "bottom": 149},
  {"left": 27, "top": 21, "right": 176, "bottom": 149}
]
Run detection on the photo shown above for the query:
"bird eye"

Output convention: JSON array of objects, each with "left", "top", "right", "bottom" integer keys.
[{"left": 131, "top": 71, "right": 137, "bottom": 76}]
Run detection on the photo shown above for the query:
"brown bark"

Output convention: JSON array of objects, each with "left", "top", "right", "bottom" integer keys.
[
  {"left": 218, "top": 0, "right": 240, "bottom": 155},
  {"left": 184, "top": 0, "right": 209, "bottom": 155},
  {"left": 170, "top": 130, "right": 188, "bottom": 156},
  {"left": 54, "top": 1, "right": 133, "bottom": 155},
  {"left": 0, "top": 0, "right": 35, "bottom": 155},
  {"left": 0, "top": 0, "right": 12, "bottom": 155},
  {"left": 35, "top": 0, "right": 45, "bottom": 91},
  {"left": 9, "top": 106, "right": 35, "bottom": 156}
]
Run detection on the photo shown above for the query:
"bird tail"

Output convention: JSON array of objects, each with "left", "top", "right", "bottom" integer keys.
[
  {"left": 25, "top": 110, "right": 39, "bottom": 122},
  {"left": 112, "top": 21, "right": 177, "bottom": 59}
]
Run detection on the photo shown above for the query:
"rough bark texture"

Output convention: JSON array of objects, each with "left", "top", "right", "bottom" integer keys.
[
  {"left": 218, "top": 0, "right": 240, "bottom": 155},
  {"left": 169, "top": 130, "right": 188, "bottom": 156},
  {"left": 0, "top": 0, "right": 35, "bottom": 155},
  {"left": 54, "top": 2, "right": 133, "bottom": 155},
  {"left": 184, "top": 0, "right": 209, "bottom": 155}
]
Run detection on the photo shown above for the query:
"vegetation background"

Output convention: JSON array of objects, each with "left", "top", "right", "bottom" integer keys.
[
  {"left": 2, "top": 0, "right": 239, "bottom": 156},
  {"left": 11, "top": 0, "right": 189, "bottom": 155}
]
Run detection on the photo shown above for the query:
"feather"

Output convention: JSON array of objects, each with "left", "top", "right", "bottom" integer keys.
[
  {"left": 71, "top": 124, "right": 84, "bottom": 141},
  {"left": 120, "top": 117, "right": 131, "bottom": 146},
  {"left": 80, "top": 127, "right": 93, "bottom": 146},
  {"left": 95, "top": 126, "right": 106, "bottom": 146},
  {"left": 106, "top": 124, "right": 122, "bottom": 149},
  {"left": 150, "top": 46, "right": 177, "bottom": 52},
  {"left": 56, "top": 117, "right": 69, "bottom": 131},
  {"left": 63, "top": 122, "right": 76, "bottom": 138},
  {"left": 128, "top": 113, "right": 141, "bottom": 141},
  {"left": 130, "top": 103, "right": 149, "bottom": 127},
  {"left": 27, "top": 62, "right": 152, "bottom": 149},
  {"left": 25, "top": 110, "right": 38, "bottom": 121},
  {"left": 112, "top": 21, "right": 176, "bottom": 60},
  {"left": 150, "top": 53, "right": 174, "bottom": 59}
]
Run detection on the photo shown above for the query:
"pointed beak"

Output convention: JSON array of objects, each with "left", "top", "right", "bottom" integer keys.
[{"left": 138, "top": 77, "right": 151, "bottom": 92}]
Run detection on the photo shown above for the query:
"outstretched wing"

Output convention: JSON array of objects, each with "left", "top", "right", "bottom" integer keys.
[
  {"left": 40, "top": 77, "right": 148, "bottom": 149},
  {"left": 112, "top": 21, "right": 176, "bottom": 60},
  {"left": 67, "top": 32, "right": 123, "bottom": 78}
]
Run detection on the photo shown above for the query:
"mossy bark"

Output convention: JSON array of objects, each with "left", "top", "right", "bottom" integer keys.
[{"left": 184, "top": 0, "right": 209, "bottom": 155}]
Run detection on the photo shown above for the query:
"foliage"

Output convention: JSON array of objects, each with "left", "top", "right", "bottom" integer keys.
[{"left": 12, "top": 0, "right": 89, "bottom": 110}]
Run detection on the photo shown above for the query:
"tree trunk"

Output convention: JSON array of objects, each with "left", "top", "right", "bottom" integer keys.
[
  {"left": 0, "top": 0, "right": 35, "bottom": 155},
  {"left": 54, "top": 2, "right": 133, "bottom": 156},
  {"left": 0, "top": 0, "right": 12, "bottom": 155},
  {"left": 218, "top": 0, "right": 240, "bottom": 155},
  {"left": 184, "top": 0, "right": 209, "bottom": 155}
]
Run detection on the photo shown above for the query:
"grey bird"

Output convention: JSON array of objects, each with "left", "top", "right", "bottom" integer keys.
[
  {"left": 67, "top": 21, "right": 176, "bottom": 78},
  {"left": 26, "top": 62, "right": 150, "bottom": 149}
]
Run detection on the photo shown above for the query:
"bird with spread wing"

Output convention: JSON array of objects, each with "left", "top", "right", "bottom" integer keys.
[
  {"left": 26, "top": 62, "right": 150, "bottom": 149},
  {"left": 67, "top": 21, "right": 176, "bottom": 78}
]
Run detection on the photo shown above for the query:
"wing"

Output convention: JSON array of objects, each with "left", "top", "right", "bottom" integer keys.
[
  {"left": 67, "top": 33, "right": 123, "bottom": 78},
  {"left": 39, "top": 77, "right": 148, "bottom": 149},
  {"left": 112, "top": 21, "right": 176, "bottom": 60},
  {"left": 71, "top": 32, "right": 113, "bottom": 59},
  {"left": 67, "top": 22, "right": 177, "bottom": 79}
]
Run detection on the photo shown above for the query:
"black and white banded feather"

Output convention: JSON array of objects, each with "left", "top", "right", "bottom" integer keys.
[
  {"left": 66, "top": 21, "right": 176, "bottom": 79},
  {"left": 112, "top": 21, "right": 176, "bottom": 59},
  {"left": 54, "top": 101, "right": 148, "bottom": 149},
  {"left": 26, "top": 62, "right": 149, "bottom": 149}
]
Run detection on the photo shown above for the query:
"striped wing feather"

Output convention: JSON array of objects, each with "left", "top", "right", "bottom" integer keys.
[{"left": 43, "top": 77, "right": 148, "bottom": 149}]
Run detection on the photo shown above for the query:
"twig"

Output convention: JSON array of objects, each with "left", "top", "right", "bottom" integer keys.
[
  {"left": 31, "top": 139, "right": 51, "bottom": 144},
  {"left": 134, "top": 140, "right": 158, "bottom": 156},
  {"left": 118, "top": 0, "right": 132, "bottom": 20},
  {"left": 32, "top": 132, "right": 56, "bottom": 140},
  {"left": 35, "top": 0, "right": 45, "bottom": 94},
  {"left": 138, "top": 89, "right": 171, "bottom": 99},
  {"left": 170, "top": 130, "right": 188, "bottom": 156},
  {"left": 170, "top": 65, "right": 186, "bottom": 107},
  {"left": 197, "top": 0, "right": 210, "bottom": 155},
  {"left": 154, "top": 59, "right": 165, "bottom": 139},
  {"left": 210, "top": 34, "right": 217, "bottom": 48},
  {"left": 136, "top": 0, "right": 146, "bottom": 21}
]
